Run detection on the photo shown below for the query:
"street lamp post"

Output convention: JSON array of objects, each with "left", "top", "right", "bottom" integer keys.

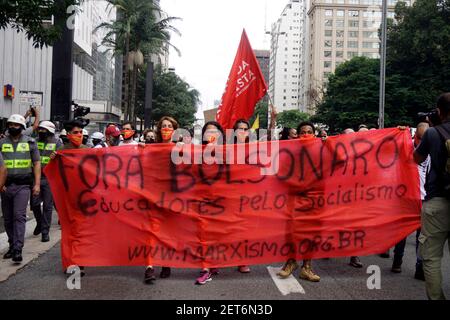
[
  {"left": 266, "top": 28, "right": 285, "bottom": 129},
  {"left": 379, "top": 0, "right": 388, "bottom": 129}
]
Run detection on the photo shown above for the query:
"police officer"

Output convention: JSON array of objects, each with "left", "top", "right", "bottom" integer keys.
[
  {"left": 91, "top": 132, "right": 107, "bottom": 148},
  {"left": 31, "top": 121, "right": 62, "bottom": 242},
  {"left": 0, "top": 114, "right": 41, "bottom": 263}
]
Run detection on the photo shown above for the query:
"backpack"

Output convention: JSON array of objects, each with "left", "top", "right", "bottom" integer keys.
[{"left": 435, "top": 124, "right": 450, "bottom": 196}]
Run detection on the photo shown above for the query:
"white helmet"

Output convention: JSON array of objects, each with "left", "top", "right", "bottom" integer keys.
[
  {"left": 91, "top": 132, "right": 104, "bottom": 140},
  {"left": 82, "top": 129, "right": 89, "bottom": 136},
  {"left": 38, "top": 121, "right": 56, "bottom": 134},
  {"left": 60, "top": 129, "right": 67, "bottom": 137},
  {"left": 7, "top": 114, "right": 26, "bottom": 128}
]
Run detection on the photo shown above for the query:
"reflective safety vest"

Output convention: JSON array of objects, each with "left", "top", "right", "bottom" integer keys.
[
  {"left": 37, "top": 138, "right": 57, "bottom": 168},
  {"left": 0, "top": 135, "right": 34, "bottom": 176}
]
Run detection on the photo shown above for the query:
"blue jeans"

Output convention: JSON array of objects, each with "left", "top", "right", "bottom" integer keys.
[{"left": 393, "top": 229, "right": 422, "bottom": 268}]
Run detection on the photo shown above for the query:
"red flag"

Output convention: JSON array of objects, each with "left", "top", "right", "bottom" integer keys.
[{"left": 216, "top": 29, "right": 268, "bottom": 129}]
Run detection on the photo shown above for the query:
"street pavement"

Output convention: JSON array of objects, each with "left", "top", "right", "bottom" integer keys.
[{"left": 0, "top": 216, "right": 449, "bottom": 300}]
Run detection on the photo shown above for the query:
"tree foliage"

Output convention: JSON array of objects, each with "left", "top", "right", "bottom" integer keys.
[
  {"left": 314, "top": 0, "right": 450, "bottom": 133},
  {"left": 0, "top": 0, "right": 78, "bottom": 47},
  {"left": 276, "top": 110, "right": 310, "bottom": 129},
  {"left": 136, "top": 66, "right": 199, "bottom": 128}
]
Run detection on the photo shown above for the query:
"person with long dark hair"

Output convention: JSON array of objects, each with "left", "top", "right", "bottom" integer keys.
[
  {"left": 195, "top": 121, "right": 225, "bottom": 285},
  {"left": 144, "top": 116, "right": 179, "bottom": 285}
]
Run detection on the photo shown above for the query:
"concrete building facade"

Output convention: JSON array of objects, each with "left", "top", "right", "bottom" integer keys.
[
  {"left": 269, "top": 0, "right": 308, "bottom": 113},
  {"left": 306, "top": 0, "right": 414, "bottom": 111}
]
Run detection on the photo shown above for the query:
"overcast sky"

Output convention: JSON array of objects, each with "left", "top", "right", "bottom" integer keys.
[{"left": 159, "top": 0, "right": 288, "bottom": 120}]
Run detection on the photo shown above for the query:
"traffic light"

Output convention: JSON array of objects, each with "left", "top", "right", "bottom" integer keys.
[{"left": 72, "top": 101, "right": 90, "bottom": 127}]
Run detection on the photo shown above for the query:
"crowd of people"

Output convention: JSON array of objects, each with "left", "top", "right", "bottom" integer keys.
[{"left": 0, "top": 92, "right": 449, "bottom": 299}]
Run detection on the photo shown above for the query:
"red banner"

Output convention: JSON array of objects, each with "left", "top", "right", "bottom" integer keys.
[
  {"left": 45, "top": 129, "right": 421, "bottom": 269},
  {"left": 216, "top": 29, "right": 268, "bottom": 129}
]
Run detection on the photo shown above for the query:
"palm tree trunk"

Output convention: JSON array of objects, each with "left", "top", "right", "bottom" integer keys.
[
  {"left": 130, "top": 66, "right": 138, "bottom": 125},
  {"left": 123, "top": 32, "right": 131, "bottom": 122}
]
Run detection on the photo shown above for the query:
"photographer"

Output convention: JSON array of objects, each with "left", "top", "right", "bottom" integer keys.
[
  {"left": 23, "top": 107, "right": 40, "bottom": 136},
  {"left": 414, "top": 93, "right": 450, "bottom": 300}
]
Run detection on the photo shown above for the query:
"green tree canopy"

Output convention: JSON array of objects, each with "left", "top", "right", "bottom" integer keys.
[
  {"left": 0, "top": 0, "right": 78, "bottom": 47},
  {"left": 136, "top": 66, "right": 199, "bottom": 128},
  {"left": 276, "top": 110, "right": 310, "bottom": 129}
]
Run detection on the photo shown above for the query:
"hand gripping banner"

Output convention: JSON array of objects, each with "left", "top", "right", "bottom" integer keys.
[{"left": 45, "top": 129, "right": 421, "bottom": 269}]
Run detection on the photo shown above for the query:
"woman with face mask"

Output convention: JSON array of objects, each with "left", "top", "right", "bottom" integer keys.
[
  {"left": 277, "top": 121, "right": 321, "bottom": 283},
  {"left": 192, "top": 121, "right": 226, "bottom": 285},
  {"left": 156, "top": 116, "right": 178, "bottom": 144},
  {"left": 142, "top": 129, "right": 156, "bottom": 144},
  {"left": 144, "top": 116, "right": 179, "bottom": 285}
]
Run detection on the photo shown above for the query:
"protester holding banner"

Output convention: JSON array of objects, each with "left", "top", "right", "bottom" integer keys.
[
  {"left": 144, "top": 116, "right": 179, "bottom": 284},
  {"left": 277, "top": 121, "right": 321, "bottom": 282},
  {"left": 280, "top": 127, "right": 297, "bottom": 141},
  {"left": 156, "top": 116, "right": 179, "bottom": 144},
  {"left": 341, "top": 127, "right": 364, "bottom": 269},
  {"left": 142, "top": 129, "right": 156, "bottom": 144},
  {"left": 103, "top": 125, "right": 121, "bottom": 147},
  {"left": 194, "top": 121, "right": 225, "bottom": 285},
  {"left": 414, "top": 93, "right": 450, "bottom": 300},
  {"left": 120, "top": 122, "right": 138, "bottom": 146},
  {"left": 232, "top": 119, "right": 251, "bottom": 273}
]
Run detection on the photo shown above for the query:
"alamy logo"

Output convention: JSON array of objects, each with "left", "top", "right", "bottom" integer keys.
[
  {"left": 366, "top": 265, "right": 381, "bottom": 290},
  {"left": 66, "top": 265, "right": 81, "bottom": 290}
]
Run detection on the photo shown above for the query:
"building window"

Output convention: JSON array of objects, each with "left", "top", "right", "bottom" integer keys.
[
  {"left": 336, "top": 41, "right": 344, "bottom": 48},
  {"left": 337, "top": 10, "right": 344, "bottom": 17},
  {"left": 336, "top": 30, "right": 344, "bottom": 38},
  {"left": 347, "top": 51, "right": 358, "bottom": 58},
  {"left": 348, "top": 31, "right": 358, "bottom": 38},
  {"left": 336, "top": 0, "right": 345, "bottom": 3},
  {"left": 325, "top": 19, "right": 333, "bottom": 27},
  {"left": 364, "top": 20, "right": 380, "bottom": 28},
  {"left": 362, "top": 52, "right": 380, "bottom": 58},
  {"left": 325, "top": 30, "right": 333, "bottom": 37},
  {"left": 363, "top": 31, "right": 378, "bottom": 38},
  {"left": 324, "top": 61, "right": 332, "bottom": 68},
  {"left": 349, "top": 0, "right": 360, "bottom": 4},
  {"left": 323, "top": 72, "right": 332, "bottom": 79},
  {"left": 348, "top": 41, "right": 359, "bottom": 48},
  {"left": 336, "top": 20, "right": 345, "bottom": 28},
  {"left": 363, "top": 41, "right": 380, "bottom": 49},
  {"left": 324, "top": 51, "right": 332, "bottom": 58},
  {"left": 325, "top": 10, "right": 333, "bottom": 17},
  {"left": 349, "top": 10, "right": 359, "bottom": 17},
  {"left": 325, "top": 40, "right": 332, "bottom": 48},
  {"left": 349, "top": 20, "right": 359, "bottom": 28},
  {"left": 336, "top": 61, "right": 343, "bottom": 68},
  {"left": 336, "top": 51, "right": 343, "bottom": 58}
]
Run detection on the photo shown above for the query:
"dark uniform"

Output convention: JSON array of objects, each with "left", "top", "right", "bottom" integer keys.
[
  {"left": 0, "top": 134, "right": 40, "bottom": 253},
  {"left": 31, "top": 137, "right": 62, "bottom": 238}
]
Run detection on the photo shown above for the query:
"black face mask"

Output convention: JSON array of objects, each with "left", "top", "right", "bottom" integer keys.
[
  {"left": 38, "top": 132, "right": 49, "bottom": 141},
  {"left": 93, "top": 139, "right": 102, "bottom": 146},
  {"left": 109, "top": 137, "right": 120, "bottom": 146},
  {"left": 8, "top": 127, "right": 23, "bottom": 137},
  {"left": 145, "top": 138, "right": 155, "bottom": 144},
  {"left": 82, "top": 137, "right": 88, "bottom": 145}
]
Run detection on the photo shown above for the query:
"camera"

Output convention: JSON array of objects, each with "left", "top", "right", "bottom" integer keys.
[{"left": 417, "top": 109, "right": 441, "bottom": 126}]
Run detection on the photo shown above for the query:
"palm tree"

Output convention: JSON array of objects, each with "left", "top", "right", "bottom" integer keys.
[{"left": 95, "top": 0, "right": 180, "bottom": 123}]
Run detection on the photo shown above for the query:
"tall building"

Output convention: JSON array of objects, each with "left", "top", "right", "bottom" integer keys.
[
  {"left": 269, "top": 0, "right": 308, "bottom": 113},
  {"left": 306, "top": 0, "right": 414, "bottom": 112},
  {"left": 0, "top": 27, "right": 53, "bottom": 129},
  {"left": 254, "top": 50, "right": 270, "bottom": 86}
]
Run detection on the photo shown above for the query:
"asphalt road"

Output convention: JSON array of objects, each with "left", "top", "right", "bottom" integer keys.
[{"left": 0, "top": 232, "right": 448, "bottom": 300}]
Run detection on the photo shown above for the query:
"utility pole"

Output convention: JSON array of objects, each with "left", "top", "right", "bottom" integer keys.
[
  {"left": 50, "top": 8, "right": 75, "bottom": 125},
  {"left": 379, "top": 0, "right": 388, "bottom": 129}
]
